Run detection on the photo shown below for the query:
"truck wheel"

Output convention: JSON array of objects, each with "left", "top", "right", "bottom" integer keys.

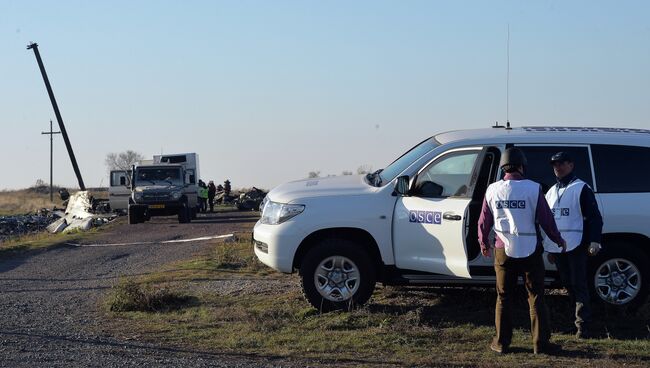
[
  {"left": 590, "top": 242, "right": 649, "bottom": 309},
  {"left": 128, "top": 205, "right": 141, "bottom": 225},
  {"left": 178, "top": 205, "right": 191, "bottom": 223},
  {"left": 299, "top": 239, "right": 376, "bottom": 312}
]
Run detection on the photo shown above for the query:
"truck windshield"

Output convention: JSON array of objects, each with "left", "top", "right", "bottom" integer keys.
[
  {"left": 371, "top": 138, "right": 439, "bottom": 186},
  {"left": 135, "top": 168, "right": 183, "bottom": 185}
]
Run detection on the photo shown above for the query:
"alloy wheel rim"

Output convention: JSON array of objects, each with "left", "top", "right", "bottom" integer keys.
[
  {"left": 314, "top": 256, "right": 360, "bottom": 302},
  {"left": 594, "top": 258, "right": 641, "bottom": 305}
]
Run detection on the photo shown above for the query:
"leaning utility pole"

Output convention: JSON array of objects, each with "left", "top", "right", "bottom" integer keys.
[
  {"left": 41, "top": 120, "right": 61, "bottom": 202},
  {"left": 27, "top": 42, "right": 86, "bottom": 190}
]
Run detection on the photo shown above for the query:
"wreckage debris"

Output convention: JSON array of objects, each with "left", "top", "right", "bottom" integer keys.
[
  {"left": 234, "top": 187, "right": 267, "bottom": 211},
  {"left": 0, "top": 191, "right": 116, "bottom": 242},
  {"left": 0, "top": 213, "right": 59, "bottom": 241}
]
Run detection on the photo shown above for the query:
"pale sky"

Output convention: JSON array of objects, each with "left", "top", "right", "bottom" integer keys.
[{"left": 1, "top": 1, "right": 648, "bottom": 190}]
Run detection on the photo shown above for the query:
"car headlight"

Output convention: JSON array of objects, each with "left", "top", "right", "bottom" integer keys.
[
  {"left": 134, "top": 191, "right": 143, "bottom": 201},
  {"left": 260, "top": 201, "right": 305, "bottom": 225},
  {"left": 171, "top": 191, "right": 182, "bottom": 200}
]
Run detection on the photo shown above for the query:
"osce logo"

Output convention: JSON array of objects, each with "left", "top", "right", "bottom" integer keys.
[
  {"left": 495, "top": 200, "right": 526, "bottom": 209},
  {"left": 409, "top": 211, "right": 442, "bottom": 224},
  {"left": 552, "top": 208, "right": 570, "bottom": 217}
]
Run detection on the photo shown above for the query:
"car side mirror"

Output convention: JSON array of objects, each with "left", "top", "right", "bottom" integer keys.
[{"left": 394, "top": 176, "right": 410, "bottom": 196}]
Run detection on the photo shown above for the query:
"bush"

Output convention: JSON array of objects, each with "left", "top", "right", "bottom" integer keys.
[{"left": 108, "top": 278, "right": 192, "bottom": 312}]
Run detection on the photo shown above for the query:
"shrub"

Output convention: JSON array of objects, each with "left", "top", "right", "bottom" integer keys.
[{"left": 108, "top": 278, "right": 191, "bottom": 312}]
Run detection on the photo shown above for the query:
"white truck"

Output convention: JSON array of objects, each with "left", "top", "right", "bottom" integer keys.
[
  {"left": 127, "top": 163, "right": 196, "bottom": 224},
  {"left": 154, "top": 153, "right": 200, "bottom": 217},
  {"left": 254, "top": 126, "right": 650, "bottom": 311},
  {"left": 109, "top": 153, "right": 199, "bottom": 214}
]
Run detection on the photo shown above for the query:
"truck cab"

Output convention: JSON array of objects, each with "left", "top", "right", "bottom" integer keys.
[{"left": 128, "top": 164, "right": 195, "bottom": 224}]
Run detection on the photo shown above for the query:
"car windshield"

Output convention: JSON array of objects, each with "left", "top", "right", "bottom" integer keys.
[
  {"left": 368, "top": 138, "right": 439, "bottom": 186},
  {"left": 135, "top": 167, "right": 183, "bottom": 185}
]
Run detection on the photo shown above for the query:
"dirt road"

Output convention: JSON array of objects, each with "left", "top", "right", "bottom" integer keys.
[{"left": 0, "top": 210, "right": 297, "bottom": 367}]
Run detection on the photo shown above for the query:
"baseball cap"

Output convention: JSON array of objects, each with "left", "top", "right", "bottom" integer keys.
[{"left": 550, "top": 152, "right": 573, "bottom": 164}]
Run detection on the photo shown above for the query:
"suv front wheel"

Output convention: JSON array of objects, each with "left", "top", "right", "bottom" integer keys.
[
  {"left": 590, "top": 242, "right": 649, "bottom": 309},
  {"left": 299, "top": 239, "right": 376, "bottom": 312}
]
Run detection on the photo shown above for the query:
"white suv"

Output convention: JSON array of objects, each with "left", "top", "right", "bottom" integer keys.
[{"left": 254, "top": 126, "right": 650, "bottom": 311}]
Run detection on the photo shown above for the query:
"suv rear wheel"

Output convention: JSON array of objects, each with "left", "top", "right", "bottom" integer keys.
[
  {"left": 590, "top": 242, "right": 649, "bottom": 309},
  {"left": 299, "top": 239, "right": 376, "bottom": 312}
]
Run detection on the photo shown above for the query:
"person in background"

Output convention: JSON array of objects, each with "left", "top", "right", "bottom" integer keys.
[
  {"left": 198, "top": 180, "right": 208, "bottom": 213},
  {"left": 479, "top": 147, "right": 566, "bottom": 355},
  {"left": 208, "top": 180, "right": 217, "bottom": 212},
  {"left": 544, "top": 152, "right": 603, "bottom": 339}
]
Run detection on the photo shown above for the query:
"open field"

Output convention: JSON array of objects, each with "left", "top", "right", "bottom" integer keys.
[
  {"left": 0, "top": 188, "right": 65, "bottom": 216},
  {"left": 106, "top": 239, "right": 650, "bottom": 367},
  {"left": 0, "top": 187, "right": 109, "bottom": 216}
]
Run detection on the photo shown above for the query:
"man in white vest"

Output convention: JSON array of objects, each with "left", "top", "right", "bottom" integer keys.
[
  {"left": 545, "top": 152, "right": 603, "bottom": 339},
  {"left": 479, "top": 147, "right": 566, "bottom": 355}
]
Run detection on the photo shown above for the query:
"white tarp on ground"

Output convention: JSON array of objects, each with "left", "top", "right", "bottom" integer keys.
[{"left": 47, "top": 191, "right": 113, "bottom": 234}]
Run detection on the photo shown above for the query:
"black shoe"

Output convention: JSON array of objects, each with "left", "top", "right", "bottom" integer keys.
[
  {"left": 490, "top": 341, "right": 508, "bottom": 354},
  {"left": 534, "top": 342, "right": 562, "bottom": 355}
]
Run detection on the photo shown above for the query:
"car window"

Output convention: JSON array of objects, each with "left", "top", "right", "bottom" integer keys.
[
  {"left": 515, "top": 146, "right": 593, "bottom": 193},
  {"left": 413, "top": 150, "right": 480, "bottom": 198},
  {"left": 378, "top": 138, "right": 439, "bottom": 185},
  {"left": 592, "top": 144, "right": 650, "bottom": 193},
  {"left": 110, "top": 170, "right": 131, "bottom": 186}
]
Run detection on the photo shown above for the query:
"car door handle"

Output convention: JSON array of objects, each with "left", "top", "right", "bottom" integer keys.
[{"left": 443, "top": 212, "right": 462, "bottom": 221}]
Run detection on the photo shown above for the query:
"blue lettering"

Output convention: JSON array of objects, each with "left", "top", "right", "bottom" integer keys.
[
  {"left": 409, "top": 211, "right": 417, "bottom": 222},
  {"left": 408, "top": 210, "right": 443, "bottom": 224}
]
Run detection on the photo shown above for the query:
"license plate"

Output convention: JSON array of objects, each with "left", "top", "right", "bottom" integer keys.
[{"left": 148, "top": 204, "right": 165, "bottom": 209}]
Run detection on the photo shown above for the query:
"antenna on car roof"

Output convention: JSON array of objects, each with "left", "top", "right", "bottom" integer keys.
[{"left": 505, "top": 25, "right": 511, "bottom": 130}]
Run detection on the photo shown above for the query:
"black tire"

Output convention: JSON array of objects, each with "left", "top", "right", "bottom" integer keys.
[
  {"left": 589, "top": 242, "right": 649, "bottom": 309},
  {"left": 299, "top": 239, "right": 377, "bottom": 312},
  {"left": 128, "top": 205, "right": 140, "bottom": 225},
  {"left": 191, "top": 208, "right": 197, "bottom": 220},
  {"left": 178, "top": 204, "right": 191, "bottom": 223}
]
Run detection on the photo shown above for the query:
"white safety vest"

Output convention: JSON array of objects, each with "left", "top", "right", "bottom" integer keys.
[
  {"left": 544, "top": 179, "right": 586, "bottom": 253},
  {"left": 485, "top": 179, "right": 540, "bottom": 258}
]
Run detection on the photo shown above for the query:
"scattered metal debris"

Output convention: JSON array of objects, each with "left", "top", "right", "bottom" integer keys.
[
  {"left": 0, "top": 191, "right": 117, "bottom": 242},
  {"left": 234, "top": 187, "right": 267, "bottom": 211},
  {"left": 48, "top": 191, "right": 117, "bottom": 234},
  {"left": 0, "top": 213, "right": 59, "bottom": 241}
]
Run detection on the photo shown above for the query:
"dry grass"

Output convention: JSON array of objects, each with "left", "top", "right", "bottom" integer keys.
[
  {"left": 0, "top": 187, "right": 108, "bottom": 216},
  {"left": 0, "top": 189, "right": 65, "bottom": 216},
  {"left": 106, "top": 240, "right": 650, "bottom": 367}
]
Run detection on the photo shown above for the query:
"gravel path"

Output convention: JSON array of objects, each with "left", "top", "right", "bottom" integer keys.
[{"left": 0, "top": 211, "right": 303, "bottom": 367}]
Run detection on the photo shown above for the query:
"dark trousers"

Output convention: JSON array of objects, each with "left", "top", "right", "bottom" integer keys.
[
  {"left": 493, "top": 246, "right": 551, "bottom": 350},
  {"left": 199, "top": 198, "right": 207, "bottom": 212},
  {"left": 208, "top": 195, "right": 215, "bottom": 212},
  {"left": 555, "top": 246, "right": 592, "bottom": 330}
]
